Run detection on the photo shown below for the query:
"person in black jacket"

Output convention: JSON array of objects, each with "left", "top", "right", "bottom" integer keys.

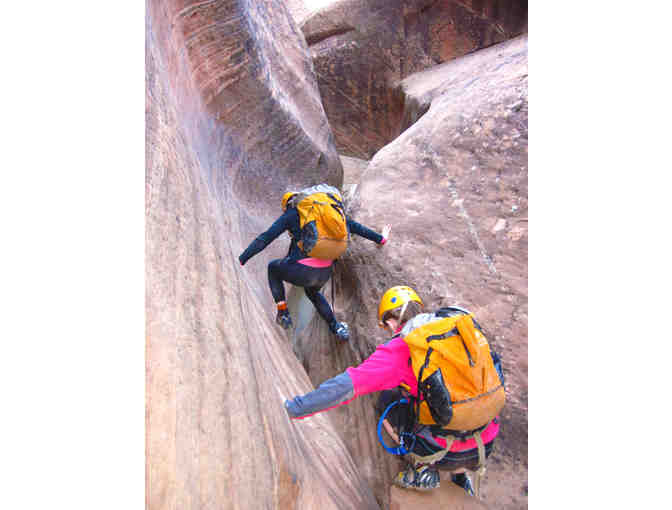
[{"left": 239, "top": 189, "right": 390, "bottom": 341}]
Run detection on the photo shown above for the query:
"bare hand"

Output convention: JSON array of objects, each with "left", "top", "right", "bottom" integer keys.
[
  {"left": 378, "top": 224, "right": 391, "bottom": 246},
  {"left": 382, "top": 418, "right": 400, "bottom": 444}
]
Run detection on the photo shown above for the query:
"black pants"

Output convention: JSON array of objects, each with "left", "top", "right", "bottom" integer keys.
[
  {"left": 268, "top": 258, "right": 336, "bottom": 329},
  {"left": 376, "top": 390, "right": 495, "bottom": 471}
]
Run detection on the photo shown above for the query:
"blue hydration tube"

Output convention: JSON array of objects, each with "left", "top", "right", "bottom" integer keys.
[{"left": 377, "top": 398, "right": 416, "bottom": 455}]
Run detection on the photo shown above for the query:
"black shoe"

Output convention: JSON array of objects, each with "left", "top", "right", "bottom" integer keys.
[
  {"left": 332, "top": 321, "right": 349, "bottom": 341},
  {"left": 451, "top": 473, "right": 474, "bottom": 496},
  {"left": 276, "top": 310, "right": 293, "bottom": 329},
  {"left": 394, "top": 465, "right": 440, "bottom": 491}
]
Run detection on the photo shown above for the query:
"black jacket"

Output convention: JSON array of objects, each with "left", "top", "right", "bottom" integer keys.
[{"left": 239, "top": 207, "right": 383, "bottom": 265}]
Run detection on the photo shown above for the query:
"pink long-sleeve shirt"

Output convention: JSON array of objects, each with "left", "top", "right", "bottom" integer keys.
[{"left": 346, "top": 336, "right": 499, "bottom": 452}]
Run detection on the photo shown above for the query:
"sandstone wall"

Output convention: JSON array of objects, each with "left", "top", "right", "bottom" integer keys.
[
  {"left": 146, "top": 1, "right": 379, "bottom": 508},
  {"left": 293, "top": 34, "right": 528, "bottom": 510},
  {"left": 300, "top": 0, "right": 527, "bottom": 158},
  {"left": 146, "top": 1, "right": 527, "bottom": 509}
]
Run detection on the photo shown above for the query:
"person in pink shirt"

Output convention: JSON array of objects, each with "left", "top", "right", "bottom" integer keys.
[{"left": 284, "top": 286, "right": 504, "bottom": 494}]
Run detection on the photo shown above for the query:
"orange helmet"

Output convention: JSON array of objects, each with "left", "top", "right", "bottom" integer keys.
[
  {"left": 281, "top": 191, "right": 298, "bottom": 211},
  {"left": 378, "top": 285, "right": 423, "bottom": 325}
]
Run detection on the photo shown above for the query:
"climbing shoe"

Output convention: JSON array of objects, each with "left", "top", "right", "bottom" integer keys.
[
  {"left": 276, "top": 309, "right": 293, "bottom": 330},
  {"left": 451, "top": 472, "right": 475, "bottom": 496},
  {"left": 394, "top": 465, "right": 440, "bottom": 491},
  {"left": 332, "top": 321, "right": 350, "bottom": 341}
]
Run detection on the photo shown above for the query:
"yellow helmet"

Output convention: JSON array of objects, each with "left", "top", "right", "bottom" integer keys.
[
  {"left": 378, "top": 285, "right": 423, "bottom": 323},
  {"left": 281, "top": 191, "right": 298, "bottom": 211}
]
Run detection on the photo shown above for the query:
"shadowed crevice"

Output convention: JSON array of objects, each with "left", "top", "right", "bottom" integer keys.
[{"left": 305, "top": 25, "right": 356, "bottom": 46}]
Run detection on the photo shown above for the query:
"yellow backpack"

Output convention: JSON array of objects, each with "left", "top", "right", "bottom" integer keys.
[
  {"left": 292, "top": 184, "right": 348, "bottom": 259},
  {"left": 401, "top": 308, "right": 506, "bottom": 432}
]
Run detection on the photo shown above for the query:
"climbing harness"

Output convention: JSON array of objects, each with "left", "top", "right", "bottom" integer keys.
[
  {"left": 377, "top": 399, "right": 416, "bottom": 455},
  {"left": 406, "top": 426, "right": 488, "bottom": 498},
  {"left": 378, "top": 394, "right": 490, "bottom": 498}
]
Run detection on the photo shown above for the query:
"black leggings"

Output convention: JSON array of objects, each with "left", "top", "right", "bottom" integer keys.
[{"left": 268, "top": 258, "right": 336, "bottom": 328}]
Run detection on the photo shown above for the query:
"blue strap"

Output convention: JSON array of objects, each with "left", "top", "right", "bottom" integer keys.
[{"left": 377, "top": 398, "right": 416, "bottom": 455}]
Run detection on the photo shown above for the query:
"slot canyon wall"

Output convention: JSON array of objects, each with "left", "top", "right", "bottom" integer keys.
[{"left": 146, "top": 1, "right": 527, "bottom": 509}]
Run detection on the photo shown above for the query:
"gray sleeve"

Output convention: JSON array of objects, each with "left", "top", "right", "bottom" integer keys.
[{"left": 284, "top": 372, "right": 355, "bottom": 419}]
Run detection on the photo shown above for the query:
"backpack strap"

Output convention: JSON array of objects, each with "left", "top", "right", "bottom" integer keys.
[
  {"left": 473, "top": 428, "right": 486, "bottom": 471},
  {"left": 430, "top": 421, "right": 489, "bottom": 440},
  {"left": 326, "top": 192, "right": 346, "bottom": 220},
  {"left": 414, "top": 347, "right": 434, "bottom": 429},
  {"left": 471, "top": 428, "right": 487, "bottom": 498},
  {"left": 405, "top": 425, "right": 488, "bottom": 466},
  {"left": 407, "top": 435, "right": 457, "bottom": 467}
]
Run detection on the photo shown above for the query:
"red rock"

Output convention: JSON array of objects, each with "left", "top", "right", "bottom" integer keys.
[
  {"left": 299, "top": 0, "right": 528, "bottom": 158},
  {"left": 146, "top": 1, "right": 379, "bottom": 508},
  {"left": 293, "top": 35, "right": 528, "bottom": 510},
  {"left": 146, "top": 0, "right": 527, "bottom": 507},
  {"left": 390, "top": 482, "right": 489, "bottom": 510}
]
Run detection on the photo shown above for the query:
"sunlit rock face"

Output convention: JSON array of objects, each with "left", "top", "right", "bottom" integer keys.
[
  {"left": 146, "top": 1, "right": 380, "bottom": 509},
  {"left": 293, "top": 34, "right": 528, "bottom": 510},
  {"left": 298, "top": 0, "right": 527, "bottom": 158},
  {"left": 147, "top": 0, "right": 527, "bottom": 508}
]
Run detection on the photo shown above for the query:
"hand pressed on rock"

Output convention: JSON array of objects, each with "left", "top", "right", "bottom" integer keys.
[{"left": 378, "top": 224, "right": 391, "bottom": 247}]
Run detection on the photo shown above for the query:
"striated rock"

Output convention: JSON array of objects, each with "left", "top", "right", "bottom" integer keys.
[
  {"left": 293, "top": 35, "right": 528, "bottom": 510},
  {"left": 287, "top": 285, "right": 397, "bottom": 508},
  {"left": 146, "top": 0, "right": 527, "bottom": 507},
  {"left": 300, "top": 0, "right": 528, "bottom": 158},
  {"left": 149, "top": 0, "right": 343, "bottom": 208},
  {"left": 282, "top": 0, "right": 314, "bottom": 26},
  {"left": 146, "top": 1, "right": 380, "bottom": 509},
  {"left": 353, "top": 33, "right": 528, "bottom": 509},
  {"left": 340, "top": 154, "right": 369, "bottom": 202}
]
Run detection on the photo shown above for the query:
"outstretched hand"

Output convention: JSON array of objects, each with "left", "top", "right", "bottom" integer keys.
[{"left": 378, "top": 224, "right": 391, "bottom": 247}]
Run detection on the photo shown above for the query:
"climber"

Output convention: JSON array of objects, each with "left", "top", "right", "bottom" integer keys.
[
  {"left": 283, "top": 285, "right": 506, "bottom": 495},
  {"left": 239, "top": 184, "right": 390, "bottom": 341}
]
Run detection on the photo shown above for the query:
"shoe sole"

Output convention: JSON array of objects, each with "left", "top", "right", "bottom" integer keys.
[
  {"left": 393, "top": 478, "right": 439, "bottom": 491},
  {"left": 393, "top": 482, "right": 439, "bottom": 491},
  {"left": 277, "top": 320, "right": 293, "bottom": 330}
]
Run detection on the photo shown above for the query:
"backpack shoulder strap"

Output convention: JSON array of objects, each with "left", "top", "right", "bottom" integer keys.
[
  {"left": 435, "top": 306, "right": 471, "bottom": 317},
  {"left": 400, "top": 312, "right": 440, "bottom": 338}
]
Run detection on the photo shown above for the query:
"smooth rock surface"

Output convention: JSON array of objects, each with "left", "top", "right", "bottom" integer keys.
[
  {"left": 294, "top": 34, "right": 528, "bottom": 510},
  {"left": 146, "top": 0, "right": 527, "bottom": 508},
  {"left": 146, "top": 1, "right": 379, "bottom": 509},
  {"left": 300, "top": 0, "right": 528, "bottom": 158}
]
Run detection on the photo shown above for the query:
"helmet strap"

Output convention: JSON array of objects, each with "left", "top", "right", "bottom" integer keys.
[{"left": 398, "top": 301, "right": 409, "bottom": 325}]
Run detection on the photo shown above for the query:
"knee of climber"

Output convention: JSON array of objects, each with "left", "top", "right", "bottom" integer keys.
[{"left": 267, "top": 259, "right": 281, "bottom": 277}]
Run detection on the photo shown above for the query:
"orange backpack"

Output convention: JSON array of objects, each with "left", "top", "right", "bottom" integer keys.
[
  {"left": 401, "top": 308, "right": 505, "bottom": 432},
  {"left": 291, "top": 184, "right": 348, "bottom": 259}
]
